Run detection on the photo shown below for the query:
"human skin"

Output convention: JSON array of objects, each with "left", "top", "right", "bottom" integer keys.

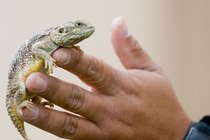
[{"left": 18, "top": 17, "right": 191, "bottom": 140}]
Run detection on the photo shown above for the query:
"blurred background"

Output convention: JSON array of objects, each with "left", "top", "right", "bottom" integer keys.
[{"left": 0, "top": 0, "right": 210, "bottom": 139}]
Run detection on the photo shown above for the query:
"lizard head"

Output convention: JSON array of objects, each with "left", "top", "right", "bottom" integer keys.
[{"left": 50, "top": 20, "right": 95, "bottom": 47}]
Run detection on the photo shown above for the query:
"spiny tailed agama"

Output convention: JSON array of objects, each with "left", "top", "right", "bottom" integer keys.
[{"left": 6, "top": 20, "right": 95, "bottom": 140}]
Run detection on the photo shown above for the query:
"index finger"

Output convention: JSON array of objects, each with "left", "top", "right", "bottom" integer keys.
[{"left": 52, "top": 48, "right": 119, "bottom": 95}]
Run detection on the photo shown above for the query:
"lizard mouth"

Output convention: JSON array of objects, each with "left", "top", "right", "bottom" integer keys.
[
  {"left": 81, "top": 26, "right": 95, "bottom": 36},
  {"left": 66, "top": 26, "right": 95, "bottom": 46}
]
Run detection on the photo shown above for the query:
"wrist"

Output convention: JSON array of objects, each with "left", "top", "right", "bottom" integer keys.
[
  {"left": 156, "top": 112, "right": 191, "bottom": 140},
  {"left": 172, "top": 115, "right": 191, "bottom": 140}
]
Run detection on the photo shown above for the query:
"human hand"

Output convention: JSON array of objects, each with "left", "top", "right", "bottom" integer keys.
[{"left": 19, "top": 17, "right": 190, "bottom": 140}]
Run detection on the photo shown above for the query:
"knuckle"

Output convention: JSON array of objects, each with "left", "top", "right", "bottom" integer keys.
[
  {"left": 81, "top": 57, "right": 118, "bottom": 92},
  {"left": 65, "top": 85, "right": 85, "bottom": 110},
  {"left": 109, "top": 108, "right": 122, "bottom": 121},
  {"left": 63, "top": 48, "right": 82, "bottom": 69},
  {"left": 128, "top": 37, "right": 143, "bottom": 57},
  {"left": 83, "top": 57, "right": 101, "bottom": 79},
  {"left": 81, "top": 57, "right": 105, "bottom": 86},
  {"left": 28, "top": 105, "right": 50, "bottom": 126},
  {"left": 45, "top": 77, "right": 60, "bottom": 100},
  {"left": 60, "top": 115, "right": 78, "bottom": 137},
  {"left": 126, "top": 34, "right": 138, "bottom": 47}
]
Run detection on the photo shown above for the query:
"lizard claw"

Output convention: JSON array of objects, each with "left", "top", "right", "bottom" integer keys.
[
  {"left": 44, "top": 56, "right": 57, "bottom": 74},
  {"left": 41, "top": 101, "right": 54, "bottom": 108},
  {"left": 73, "top": 45, "right": 84, "bottom": 54},
  {"left": 18, "top": 100, "right": 35, "bottom": 115}
]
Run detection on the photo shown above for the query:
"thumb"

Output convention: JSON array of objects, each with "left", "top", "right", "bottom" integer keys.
[{"left": 111, "top": 17, "right": 160, "bottom": 72}]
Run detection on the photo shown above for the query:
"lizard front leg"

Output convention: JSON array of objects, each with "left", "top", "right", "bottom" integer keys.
[{"left": 32, "top": 40, "right": 57, "bottom": 74}]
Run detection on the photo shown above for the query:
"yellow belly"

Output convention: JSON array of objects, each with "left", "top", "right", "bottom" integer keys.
[{"left": 21, "top": 59, "right": 45, "bottom": 81}]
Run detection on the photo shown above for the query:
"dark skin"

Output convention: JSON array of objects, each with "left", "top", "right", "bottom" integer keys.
[{"left": 18, "top": 17, "right": 191, "bottom": 140}]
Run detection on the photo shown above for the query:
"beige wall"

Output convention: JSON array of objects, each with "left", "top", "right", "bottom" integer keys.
[{"left": 0, "top": 0, "right": 209, "bottom": 139}]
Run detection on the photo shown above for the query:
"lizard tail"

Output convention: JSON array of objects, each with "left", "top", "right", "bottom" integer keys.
[{"left": 6, "top": 98, "right": 29, "bottom": 140}]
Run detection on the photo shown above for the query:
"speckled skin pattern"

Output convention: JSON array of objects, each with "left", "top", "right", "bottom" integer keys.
[{"left": 6, "top": 20, "right": 94, "bottom": 140}]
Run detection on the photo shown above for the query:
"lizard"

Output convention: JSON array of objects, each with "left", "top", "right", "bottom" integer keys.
[{"left": 6, "top": 19, "right": 95, "bottom": 140}]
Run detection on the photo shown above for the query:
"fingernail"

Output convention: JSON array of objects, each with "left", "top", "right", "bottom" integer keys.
[
  {"left": 112, "top": 16, "right": 130, "bottom": 37},
  {"left": 26, "top": 73, "right": 47, "bottom": 93},
  {"left": 18, "top": 105, "right": 39, "bottom": 120},
  {"left": 52, "top": 49, "right": 71, "bottom": 65}
]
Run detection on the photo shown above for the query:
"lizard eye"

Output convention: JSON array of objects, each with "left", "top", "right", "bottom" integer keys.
[{"left": 58, "top": 27, "right": 67, "bottom": 33}]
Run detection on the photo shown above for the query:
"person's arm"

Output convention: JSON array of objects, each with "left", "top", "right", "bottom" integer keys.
[{"left": 19, "top": 17, "right": 191, "bottom": 140}]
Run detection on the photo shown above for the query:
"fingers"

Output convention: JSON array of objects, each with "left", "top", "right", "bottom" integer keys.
[
  {"left": 52, "top": 47, "right": 120, "bottom": 93},
  {"left": 18, "top": 104, "right": 102, "bottom": 139},
  {"left": 111, "top": 17, "right": 161, "bottom": 72},
  {"left": 26, "top": 72, "right": 104, "bottom": 120}
]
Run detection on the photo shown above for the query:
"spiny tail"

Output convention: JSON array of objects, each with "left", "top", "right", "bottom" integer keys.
[{"left": 6, "top": 98, "right": 29, "bottom": 140}]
